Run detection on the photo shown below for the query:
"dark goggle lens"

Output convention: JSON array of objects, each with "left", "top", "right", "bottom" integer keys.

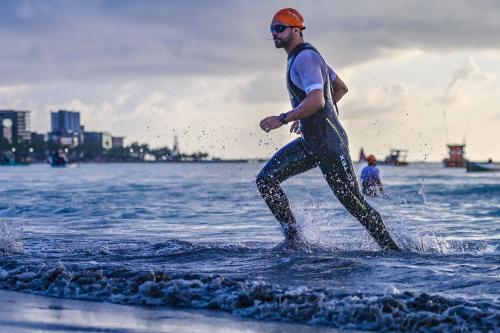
[{"left": 270, "top": 25, "right": 289, "bottom": 33}]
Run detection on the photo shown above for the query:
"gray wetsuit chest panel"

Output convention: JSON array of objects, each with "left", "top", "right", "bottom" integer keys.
[{"left": 286, "top": 43, "right": 348, "bottom": 155}]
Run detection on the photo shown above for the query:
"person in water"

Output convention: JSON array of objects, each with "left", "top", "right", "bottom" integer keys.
[
  {"left": 360, "top": 155, "right": 384, "bottom": 197},
  {"left": 256, "top": 8, "right": 400, "bottom": 251}
]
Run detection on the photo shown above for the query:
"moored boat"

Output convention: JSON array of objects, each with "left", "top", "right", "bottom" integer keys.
[
  {"left": 466, "top": 161, "right": 500, "bottom": 172},
  {"left": 380, "top": 149, "right": 408, "bottom": 166},
  {"left": 443, "top": 144, "right": 467, "bottom": 168}
]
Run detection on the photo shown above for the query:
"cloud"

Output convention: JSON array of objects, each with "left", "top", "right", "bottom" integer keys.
[
  {"left": 436, "top": 58, "right": 496, "bottom": 115},
  {"left": 239, "top": 74, "right": 288, "bottom": 104},
  {"left": 1, "top": 1, "right": 500, "bottom": 160},
  {"left": 0, "top": 84, "right": 32, "bottom": 98},
  {"left": 341, "top": 57, "right": 500, "bottom": 161},
  {"left": 445, "top": 58, "right": 495, "bottom": 98},
  {"left": 341, "top": 82, "right": 409, "bottom": 120},
  {"left": 1, "top": 1, "right": 500, "bottom": 85},
  {"left": 0, "top": 85, "right": 32, "bottom": 110}
]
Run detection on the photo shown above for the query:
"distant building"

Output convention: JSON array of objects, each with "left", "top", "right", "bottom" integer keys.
[
  {"left": 50, "top": 110, "right": 83, "bottom": 146},
  {"left": 31, "top": 132, "right": 46, "bottom": 144},
  {"left": 84, "top": 131, "right": 113, "bottom": 149},
  {"left": 172, "top": 135, "right": 180, "bottom": 156},
  {"left": 359, "top": 147, "right": 367, "bottom": 163},
  {"left": 0, "top": 110, "right": 31, "bottom": 144},
  {"left": 112, "top": 136, "right": 124, "bottom": 148}
]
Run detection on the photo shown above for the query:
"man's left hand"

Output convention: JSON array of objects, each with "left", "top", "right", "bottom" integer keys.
[{"left": 259, "top": 116, "right": 283, "bottom": 133}]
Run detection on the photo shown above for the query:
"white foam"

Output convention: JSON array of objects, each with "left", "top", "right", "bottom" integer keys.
[
  {"left": 384, "top": 284, "right": 400, "bottom": 296},
  {"left": 0, "top": 220, "right": 24, "bottom": 254},
  {"left": 0, "top": 263, "right": 497, "bottom": 332}
]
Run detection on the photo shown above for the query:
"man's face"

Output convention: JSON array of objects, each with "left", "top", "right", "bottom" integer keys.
[{"left": 270, "top": 20, "right": 294, "bottom": 49}]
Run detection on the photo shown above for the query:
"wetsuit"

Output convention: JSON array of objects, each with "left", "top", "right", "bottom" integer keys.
[
  {"left": 360, "top": 165, "right": 384, "bottom": 197},
  {"left": 256, "top": 43, "right": 400, "bottom": 251}
]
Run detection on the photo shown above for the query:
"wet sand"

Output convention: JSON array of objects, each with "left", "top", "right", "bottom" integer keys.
[{"left": 0, "top": 289, "right": 354, "bottom": 333}]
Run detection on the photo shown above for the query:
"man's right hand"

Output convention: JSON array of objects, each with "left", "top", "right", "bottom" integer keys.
[{"left": 290, "top": 121, "right": 301, "bottom": 134}]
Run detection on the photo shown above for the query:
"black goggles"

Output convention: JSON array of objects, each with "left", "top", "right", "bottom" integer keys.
[{"left": 270, "top": 24, "right": 294, "bottom": 33}]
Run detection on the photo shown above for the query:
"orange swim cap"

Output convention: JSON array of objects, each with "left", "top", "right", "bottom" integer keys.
[
  {"left": 272, "top": 8, "right": 305, "bottom": 30},
  {"left": 367, "top": 155, "right": 377, "bottom": 165}
]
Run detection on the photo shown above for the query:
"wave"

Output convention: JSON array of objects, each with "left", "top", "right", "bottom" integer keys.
[
  {"left": 0, "top": 261, "right": 497, "bottom": 332},
  {"left": 426, "top": 184, "right": 500, "bottom": 198},
  {"left": 78, "top": 238, "right": 495, "bottom": 260}
]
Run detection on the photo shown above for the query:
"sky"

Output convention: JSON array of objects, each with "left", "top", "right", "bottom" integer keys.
[{"left": 1, "top": 0, "right": 499, "bottom": 161}]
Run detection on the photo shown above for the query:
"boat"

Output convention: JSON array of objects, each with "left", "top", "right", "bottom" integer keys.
[
  {"left": 358, "top": 147, "right": 368, "bottom": 163},
  {"left": 443, "top": 144, "right": 467, "bottom": 168},
  {"left": 49, "top": 150, "right": 69, "bottom": 167},
  {"left": 466, "top": 161, "right": 500, "bottom": 172},
  {"left": 380, "top": 149, "right": 408, "bottom": 166}
]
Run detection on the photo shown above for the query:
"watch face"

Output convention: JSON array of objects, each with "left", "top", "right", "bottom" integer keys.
[
  {"left": 2, "top": 118, "right": 13, "bottom": 128},
  {"left": 279, "top": 114, "right": 287, "bottom": 124}
]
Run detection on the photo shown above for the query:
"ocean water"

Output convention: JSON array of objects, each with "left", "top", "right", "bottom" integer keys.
[{"left": 0, "top": 162, "right": 498, "bottom": 332}]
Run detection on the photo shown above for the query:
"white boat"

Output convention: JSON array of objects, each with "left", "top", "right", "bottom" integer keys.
[{"left": 466, "top": 161, "right": 500, "bottom": 172}]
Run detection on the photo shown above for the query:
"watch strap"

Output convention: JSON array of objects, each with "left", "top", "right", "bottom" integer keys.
[{"left": 278, "top": 113, "right": 288, "bottom": 125}]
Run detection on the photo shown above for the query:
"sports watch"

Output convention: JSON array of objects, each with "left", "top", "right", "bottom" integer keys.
[{"left": 278, "top": 113, "right": 288, "bottom": 125}]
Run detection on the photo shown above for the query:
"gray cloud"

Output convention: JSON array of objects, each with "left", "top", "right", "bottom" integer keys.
[
  {"left": 2, "top": 1, "right": 500, "bottom": 160},
  {"left": 239, "top": 74, "right": 288, "bottom": 104},
  {"left": 1, "top": 0, "right": 500, "bottom": 85}
]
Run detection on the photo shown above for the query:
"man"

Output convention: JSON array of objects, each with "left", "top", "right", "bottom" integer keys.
[
  {"left": 361, "top": 155, "right": 384, "bottom": 197},
  {"left": 256, "top": 8, "right": 400, "bottom": 251}
]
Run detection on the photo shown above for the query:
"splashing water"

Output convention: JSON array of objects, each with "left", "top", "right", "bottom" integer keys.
[
  {"left": 0, "top": 220, "right": 24, "bottom": 255},
  {"left": 397, "top": 230, "right": 452, "bottom": 253},
  {"left": 418, "top": 182, "right": 427, "bottom": 203}
]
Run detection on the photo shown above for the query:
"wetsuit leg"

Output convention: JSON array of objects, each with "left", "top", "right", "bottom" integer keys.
[
  {"left": 317, "top": 152, "right": 401, "bottom": 251},
  {"left": 256, "top": 138, "right": 317, "bottom": 238}
]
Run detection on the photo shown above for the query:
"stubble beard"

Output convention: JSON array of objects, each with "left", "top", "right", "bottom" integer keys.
[{"left": 274, "top": 34, "right": 292, "bottom": 49}]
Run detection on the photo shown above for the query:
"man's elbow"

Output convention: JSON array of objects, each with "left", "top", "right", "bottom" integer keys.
[
  {"left": 305, "top": 90, "right": 325, "bottom": 111},
  {"left": 315, "top": 90, "right": 325, "bottom": 109},
  {"left": 338, "top": 84, "right": 348, "bottom": 95},
  {"left": 319, "top": 95, "right": 325, "bottom": 109}
]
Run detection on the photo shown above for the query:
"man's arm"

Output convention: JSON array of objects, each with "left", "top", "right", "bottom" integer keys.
[
  {"left": 282, "top": 89, "right": 324, "bottom": 122},
  {"left": 259, "top": 89, "right": 324, "bottom": 132},
  {"left": 331, "top": 75, "right": 348, "bottom": 104},
  {"left": 259, "top": 51, "right": 325, "bottom": 132}
]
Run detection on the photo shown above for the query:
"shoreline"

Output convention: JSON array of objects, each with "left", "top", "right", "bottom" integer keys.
[{"left": 0, "top": 289, "right": 353, "bottom": 333}]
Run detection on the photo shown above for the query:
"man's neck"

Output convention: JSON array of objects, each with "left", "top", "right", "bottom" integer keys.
[{"left": 285, "top": 38, "right": 304, "bottom": 55}]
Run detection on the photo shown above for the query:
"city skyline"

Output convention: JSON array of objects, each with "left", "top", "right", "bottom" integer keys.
[
  {"left": 0, "top": 108, "right": 196, "bottom": 159},
  {"left": 1, "top": 1, "right": 499, "bottom": 161}
]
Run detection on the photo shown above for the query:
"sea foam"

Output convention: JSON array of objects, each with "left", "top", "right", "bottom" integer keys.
[
  {"left": 0, "top": 262, "right": 497, "bottom": 332},
  {"left": 0, "top": 220, "right": 24, "bottom": 255}
]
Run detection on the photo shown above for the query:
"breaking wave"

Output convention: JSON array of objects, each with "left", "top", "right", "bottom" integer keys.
[{"left": 0, "top": 261, "right": 497, "bottom": 332}]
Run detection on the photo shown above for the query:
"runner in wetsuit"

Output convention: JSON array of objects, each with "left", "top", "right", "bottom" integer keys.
[
  {"left": 360, "top": 155, "right": 385, "bottom": 197},
  {"left": 257, "top": 8, "right": 400, "bottom": 251}
]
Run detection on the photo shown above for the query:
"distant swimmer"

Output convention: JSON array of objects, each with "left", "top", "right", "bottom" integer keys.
[
  {"left": 360, "top": 155, "right": 384, "bottom": 197},
  {"left": 256, "top": 8, "right": 400, "bottom": 251},
  {"left": 50, "top": 149, "right": 68, "bottom": 167}
]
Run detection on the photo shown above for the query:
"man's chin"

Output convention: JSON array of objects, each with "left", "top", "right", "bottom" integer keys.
[{"left": 274, "top": 40, "right": 284, "bottom": 48}]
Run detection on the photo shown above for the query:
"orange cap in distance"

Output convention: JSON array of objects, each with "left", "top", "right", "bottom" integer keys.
[{"left": 367, "top": 155, "right": 377, "bottom": 165}]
